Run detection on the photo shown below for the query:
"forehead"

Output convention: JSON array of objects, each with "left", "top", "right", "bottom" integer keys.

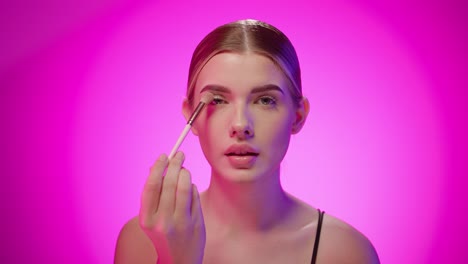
[{"left": 194, "top": 52, "right": 289, "bottom": 96}]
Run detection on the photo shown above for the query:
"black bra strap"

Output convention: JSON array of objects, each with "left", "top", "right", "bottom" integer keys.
[{"left": 311, "top": 209, "right": 324, "bottom": 264}]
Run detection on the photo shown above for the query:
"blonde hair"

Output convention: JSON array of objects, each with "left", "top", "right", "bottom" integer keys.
[{"left": 186, "top": 19, "right": 302, "bottom": 107}]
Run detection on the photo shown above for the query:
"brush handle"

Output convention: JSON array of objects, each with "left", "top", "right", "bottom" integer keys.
[
  {"left": 188, "top": 102, "right": 206, "bottom": 125},
  {"left": 168, "top": 124, "right": 192, "bottom": 159}
]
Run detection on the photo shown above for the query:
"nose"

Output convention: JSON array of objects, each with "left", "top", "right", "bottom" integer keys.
[{"left": 229, "top": 104, "right": 254, "bottom": 139}]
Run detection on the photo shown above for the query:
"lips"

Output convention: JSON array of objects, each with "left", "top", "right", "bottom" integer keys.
[
  {"left": 224, "top": 144, "right": 259, "bottom": 168},
  {"left": 224, "top": 144, "right": 259, "bottom": 156}
]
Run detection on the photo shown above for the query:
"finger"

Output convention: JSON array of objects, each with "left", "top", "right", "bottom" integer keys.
[
  {"left": 191, "top": 184, "right": 205, "bottom": 224},
  {"left": 158, "top": 151, "right": 185, "bottom": 213},
  {"left": 174, "top": 168, "right": 192, "bottom": 219},
  {"left": 140, "top": 154, "right": 167, "bottom": 222}
]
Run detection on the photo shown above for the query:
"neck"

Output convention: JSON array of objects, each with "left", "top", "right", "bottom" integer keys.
[{"left": 201, "top": 169, "right": 293, "bottom": 233}]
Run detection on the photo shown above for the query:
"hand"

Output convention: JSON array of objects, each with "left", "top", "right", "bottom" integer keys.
[{"left": 139, "top": 152, "right": 206, "bottom": 264}]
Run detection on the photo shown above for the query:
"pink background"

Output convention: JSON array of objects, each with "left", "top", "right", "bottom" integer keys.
[{"left": 1, "top": 0, "right": 466, "bottom": 263}]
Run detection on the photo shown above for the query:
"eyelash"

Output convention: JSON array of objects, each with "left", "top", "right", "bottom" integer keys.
[
  {"left": 210, "top": 95, "right": 278, "bottom": 106},
  {"left": 256, "top": 96, "right": 277, "bottom": 106},
  {"left": 210, "top": 95, "right": 227, "bottom": 105}
]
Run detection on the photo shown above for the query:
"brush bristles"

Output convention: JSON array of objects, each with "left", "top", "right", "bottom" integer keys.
[
  {"left": 200, "top": 92, "right": 214, "bottom": 104},
  {"left": 187, "top": 92, "right": 214, "bottom": 125}
]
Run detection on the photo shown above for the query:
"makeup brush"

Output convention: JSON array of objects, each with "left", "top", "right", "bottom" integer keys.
[{"left": 168, "top": 92, "right": 214, "bottom": 159}]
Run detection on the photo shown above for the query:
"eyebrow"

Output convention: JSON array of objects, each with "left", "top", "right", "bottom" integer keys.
[{"left": 200, "top": 84, "right": 284, "bottom": 94}]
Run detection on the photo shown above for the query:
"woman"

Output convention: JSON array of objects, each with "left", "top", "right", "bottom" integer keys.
[{"left": 115, "top": 19, "right": 380, "bottom": 264}]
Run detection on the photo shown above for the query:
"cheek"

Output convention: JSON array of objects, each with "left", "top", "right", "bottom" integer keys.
[
  {"left": 195, "top": 110, "right": 228, "bottom": 152},
  {"left": 256, "top": 119, "right": 292, "bottom": 168},
  {"left": 256, "top": 111, "right": 294, "bottom": 147},
  {"left": 272, "top": 124, "right": 292, "bottom": 153}
]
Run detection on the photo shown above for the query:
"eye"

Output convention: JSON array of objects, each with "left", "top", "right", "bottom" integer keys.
[
  {"left": 210, "top": 95, "right": 227, "bottom": 105},
  {"left": 256, "top": 96, "right": 277, "bottom": 106}
]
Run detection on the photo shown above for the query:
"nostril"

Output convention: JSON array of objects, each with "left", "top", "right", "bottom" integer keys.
[
  {"left": 230, "top": 128, "right": 253, "bottom": 138},
  {"left": 230, "top": 122, "right": 254, "bottom": 138}
]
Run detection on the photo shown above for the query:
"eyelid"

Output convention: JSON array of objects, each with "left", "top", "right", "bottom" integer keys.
[
  {"left": 213, "top": 94, "right": 225, "bottom": 101},
  {"left": 255, "top": 95, "right": 277, "bottom": 105},
  {"left": 259, "top": 94, "right": 277, "bottom": 100},
  {"left": 210, "top": 94, "right": 227, "bottom": 105},
  {"left": 209, "top": 93, "right": 278, "bottom": 105}
]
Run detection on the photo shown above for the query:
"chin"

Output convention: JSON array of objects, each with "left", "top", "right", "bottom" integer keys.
[
  {"left": 208, "top": 155, "right": 281, "bottom": 184},
  {"left": 213, "top": 166, "right": 272, "bottom": 184},
  {"left": 223, "top": 172, "right": 260, "bottom": 183}
]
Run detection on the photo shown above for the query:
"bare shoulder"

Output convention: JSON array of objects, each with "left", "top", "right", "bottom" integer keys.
[
  {"left": 318, "top": 213, "right": 380, "bottom": 264},
  {"left": 114, "top": 216, "right": 157, "bottom": 264}
]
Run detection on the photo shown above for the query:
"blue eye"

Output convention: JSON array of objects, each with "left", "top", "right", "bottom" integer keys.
[{"left": 257, "top": 96, "right": 277, "bottom": 106}]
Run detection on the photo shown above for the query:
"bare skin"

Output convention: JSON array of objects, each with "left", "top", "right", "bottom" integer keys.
[
  {"left": 115, "top": 193, "right": 379, "bottom": 263},
  {"left": 114, "top": 52, "right": 380, "bottom": 263}
]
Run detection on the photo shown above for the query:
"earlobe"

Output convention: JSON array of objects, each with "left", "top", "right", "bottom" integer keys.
[
  {"left": 292, "top": 97, "right": 310, "bottom": 134},
  {"left": 182, "top": 98, "right": 199, "bottom": 136}
]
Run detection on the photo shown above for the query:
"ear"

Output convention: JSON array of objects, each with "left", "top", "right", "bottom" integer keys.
[
  {"left": 182, "top": 98, "right": 199, "bottom": 136},
  {"left": 291, "top": 97, "right": 310, "bottom": 134}
]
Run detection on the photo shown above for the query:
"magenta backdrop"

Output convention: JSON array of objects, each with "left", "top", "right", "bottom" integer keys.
[{"left": 1, "top": 0, "right": 466, "bottom": 263}]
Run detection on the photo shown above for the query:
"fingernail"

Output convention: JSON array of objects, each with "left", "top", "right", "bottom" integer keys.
[
  {"left": 159, "top": 154, "right": 167, "bottom": 162},
  {"left": 176, "top": 151, "right": 185, "bottom": 160}
]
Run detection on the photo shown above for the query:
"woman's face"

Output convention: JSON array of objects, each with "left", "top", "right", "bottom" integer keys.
[{"left": 184, "top": 52, "right": 308, "bottom": 183}]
